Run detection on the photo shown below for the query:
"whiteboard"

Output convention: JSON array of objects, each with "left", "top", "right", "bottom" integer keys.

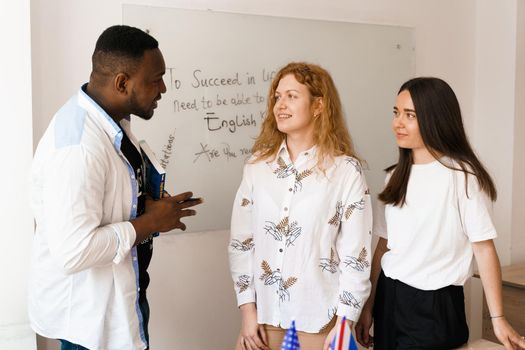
[{"left": 123, "top": 5, "right": 414, "bottom": 232}]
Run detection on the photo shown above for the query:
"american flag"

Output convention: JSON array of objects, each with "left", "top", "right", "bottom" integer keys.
[
  {"left": 281, "top": 320, "right": 300, "bottom": 350},
  {"left": 330, "top": 316, "right": 358, "bottom": 350}
]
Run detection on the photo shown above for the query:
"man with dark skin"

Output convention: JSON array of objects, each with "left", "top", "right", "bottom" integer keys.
[
  {"left": 85, "top": 32, "right": 198, "bottom": 244},
  {"left": 29, "top": 25, "right": 201, "bottom": 350}
]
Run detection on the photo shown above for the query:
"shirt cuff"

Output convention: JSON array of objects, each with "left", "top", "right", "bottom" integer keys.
[
  {"left": 468, "top": 229, "right": 497, "bottom": 242},
  {"left": 236, "top": 287, "right": 256, "bottom": 307},
  {"left": 112, "top": 221, "right": 136, "bottom": 264},
  {"left": 336, "top": 303, "right": 362, "bottom": 323}
]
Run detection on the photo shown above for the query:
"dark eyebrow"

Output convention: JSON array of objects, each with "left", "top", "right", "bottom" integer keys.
[
  {"left": 393, "top": 106, "right": 416, "bottom": 113},
  {"left": 153, "top": 68, "right": 165, "bottom": 77}
]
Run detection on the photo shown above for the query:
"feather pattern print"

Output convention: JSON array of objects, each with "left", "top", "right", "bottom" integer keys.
[
  {"left": 328, "top": 201, "right": 344, "bottom": 226},
  {"left": 293, "top": 169, "right": 313, "bottom": 192},
  {"left": 263, "top": 217, "right": 302, "bottom": 247},
  {"left": 345, "top": 157, "right": 362, "bottom": 174},
  {"left": 273, "top": 157, "right": 314, "bottom": 193},
  {"left": 339, "top": 290, "right": 361, "bottom": 309},
  {"left": 235, "top": 275, "right": 251, "bottom": 293},
  {"left": 230, "top": 238, "right": 255, "bottom": 251},
  {"left": 343, "top": 247, "right": 370, "bottom": 272},
  {"left": 344, "top": 198, "right": 365, "bottom": 220},
  {"left": 319, "top": 248, "right": 339, "bottom": 273},
  {"left": 259, "top": 260, "right": 298, "bottom": 302},
  {"left": 274, "top": 157, "right": 295, "bottom": 178}
]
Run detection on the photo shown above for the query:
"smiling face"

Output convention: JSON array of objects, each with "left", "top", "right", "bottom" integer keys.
[
  {"left": 273, "top": 74, "right": 319, "bottom": 140},
  {"left": 127, "top": 48, "right": 166, "bottom": 120}
]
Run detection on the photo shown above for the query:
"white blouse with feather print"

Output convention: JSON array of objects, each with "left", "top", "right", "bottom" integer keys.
[{"left": 228, "top": 142, "right": 372, "bottom": 333}]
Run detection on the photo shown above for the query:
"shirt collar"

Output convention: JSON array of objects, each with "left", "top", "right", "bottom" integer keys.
[
  {"left": 78, "top": 83, "right": 127, "bottom": 150},
  {"left": 275, "top": 140, "right": 318, "bottom": 165}
]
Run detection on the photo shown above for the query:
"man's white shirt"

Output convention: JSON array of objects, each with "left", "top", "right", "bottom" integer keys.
[{"left": 29, "top": 87, "right": 147, "bottom": 350}]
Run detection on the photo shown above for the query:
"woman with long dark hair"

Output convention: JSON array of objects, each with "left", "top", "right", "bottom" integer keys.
[{"left": 355, "top": 77, "right": 525, "bottom": 349}]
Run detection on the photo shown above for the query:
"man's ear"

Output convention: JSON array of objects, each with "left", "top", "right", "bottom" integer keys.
[{"left": 114, "top": 73, "right": 130, "bottom": 95}]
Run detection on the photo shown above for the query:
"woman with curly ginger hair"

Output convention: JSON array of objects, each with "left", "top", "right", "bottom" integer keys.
[{"left": 229, "top": 62, "right": 372, "bottom": 350}]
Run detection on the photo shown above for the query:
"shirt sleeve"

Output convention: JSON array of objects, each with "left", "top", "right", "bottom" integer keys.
[
  {"left": 373, "top": 172, "right": 391, "bottom": 239},
  {"left": 42, "top": 144, "right": 136, "bottom": 275},
  {"left": 457, "top": 172, "right": 497, "bottom": 242},
  {"left": 372, "top": 199, "right": 387, "bottom": 239},
  {"left": 228, "top": 163, "right": 256, "bottom": 306},
  {"left": 335, "top": 165, "right": 372, "bottom": 321}
]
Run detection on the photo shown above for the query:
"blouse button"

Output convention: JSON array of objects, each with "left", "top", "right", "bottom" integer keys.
[
  {"left": 284, "top": 207, "right": 288, "bottom": 211},
  {"left": 276, "top": 268, "right": 280, "bottom": 272},
  {"left": 288, "top": 188, "right": 292, "bottom": 192},
  {"left": 279, "top": 248, "right": 283, "bottom": 253},
  {"left": 304, "top": 152, "right": 309, "bottom": 156}
]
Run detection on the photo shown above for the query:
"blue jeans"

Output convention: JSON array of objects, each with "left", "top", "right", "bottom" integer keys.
[{"left": 60, "top": 339, "right": 89, "bottom": 350}]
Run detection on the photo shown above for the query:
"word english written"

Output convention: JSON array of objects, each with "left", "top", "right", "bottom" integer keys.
[{"left": 204, "top": 112, "right": 257, "bottom": 133}]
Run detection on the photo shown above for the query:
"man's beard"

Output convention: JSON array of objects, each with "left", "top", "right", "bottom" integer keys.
[{"left": 128, "top": 89, "right": 154, "bottom": 120}]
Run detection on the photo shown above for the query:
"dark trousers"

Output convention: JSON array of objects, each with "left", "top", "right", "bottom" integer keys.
[
  {"left": 373, "top": 271, "right": 469, "bottom": 349},
  {"left": 139, "top": 297, "right": 151, "bottom": 349},
  {"left": 60, "top": 340, "right": 89, "bottom": 350}
]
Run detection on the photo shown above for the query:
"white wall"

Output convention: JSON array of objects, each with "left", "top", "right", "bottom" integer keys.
[
  {"left": 0, "top": 0, "right": 36, "bottom": 349},
  {"left": 473, "top": 0, "right": 517, "bottom": 265},
  {"left": 511, "top": 0, "right": 525, "bottom": 264},
  {"left": 27, "top": 0, "right": 521, "bottom": 349}
]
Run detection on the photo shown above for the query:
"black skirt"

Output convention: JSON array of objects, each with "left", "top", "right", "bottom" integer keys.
[{"left": 373, "top": 270, "right": 469, "bottom": 349}]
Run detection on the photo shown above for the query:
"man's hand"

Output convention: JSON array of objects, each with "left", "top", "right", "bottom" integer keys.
[
  {"left": 355, "top": 304, "right": 374, "bottom": 348},
  {"left": 145, "top": 191, "right": 202, "bottom": 232},
  {"left": 131, "top": 191, "right": 203, "bottom": 245}
]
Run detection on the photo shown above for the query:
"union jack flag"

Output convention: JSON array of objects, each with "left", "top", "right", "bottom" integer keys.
[{"left": 329, "top": 316, "right": 358, "bottom": 350}]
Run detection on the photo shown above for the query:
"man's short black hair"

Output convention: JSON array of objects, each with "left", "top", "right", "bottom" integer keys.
[{"left": 92, "top": 25, "right": 159, "bottom": 78}]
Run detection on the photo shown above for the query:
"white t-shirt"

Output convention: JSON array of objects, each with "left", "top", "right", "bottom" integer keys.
[{"left": 374, "top": 158, "right": 497, "bottom": 290}]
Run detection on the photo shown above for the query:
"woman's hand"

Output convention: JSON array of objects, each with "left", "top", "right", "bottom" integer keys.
[
  {"left": 355, "top": 304, "right": 374, "bottom": 348},
  {"left": 238, "top": 303, "right": 269, "bottom": 350},
  {"left": 472, "top": 240, "right": 525, "bottom": 349},
  {"left": 492, "top": 317, "right": 525, "bottom": 349}
]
